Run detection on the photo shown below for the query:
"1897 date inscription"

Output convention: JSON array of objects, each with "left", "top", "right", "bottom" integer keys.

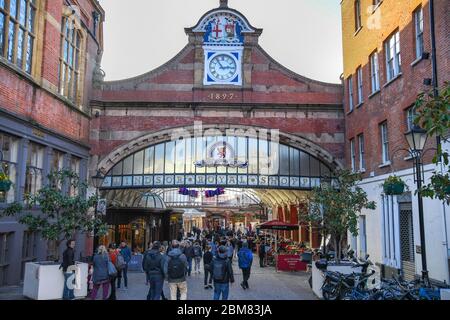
[{"left": 207, "top": 93, "right": 236, "bottom": 101}]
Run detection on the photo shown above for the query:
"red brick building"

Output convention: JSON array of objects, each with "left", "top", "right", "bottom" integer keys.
[
  {"left": 341, "top": 0, "right": 449, "bottom": 283},
  {"left": 0, "top": 0, "right": 104, "bottom": 286}
]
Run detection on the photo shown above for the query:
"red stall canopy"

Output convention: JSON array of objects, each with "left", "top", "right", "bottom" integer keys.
[{"left": 258, "top": 220, "right": 299, "bottom": 231}]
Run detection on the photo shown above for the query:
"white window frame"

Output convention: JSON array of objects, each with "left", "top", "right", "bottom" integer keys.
[
  {"left": 348, "top": 76, "right": 354, "bottom": 111},
  {"left": 370, "top": 52, "right": 380, "bottom": 93},
  {"left": 358, "top": 134, "right": 365, "bottom": 171},
  {"left": 355, "top": 0, "right": 362, "bottom": 31},
  {"left": 380, "top": 122, "right": 389, "bottom": 164},
  {"left": 350, "top": 138, "right": 356, "bottom": 172},
  {"left": 357, "top": 67, "right": 363, "bottom": 104},
  {"left": 414, "top": 7, "right": 424, "bottom": 59},
  {"left": 385, "top": 31, "right": 401, "bottom": 81},
  {"left": 406, "top": 106, "right": 417, "bottom": 132}
]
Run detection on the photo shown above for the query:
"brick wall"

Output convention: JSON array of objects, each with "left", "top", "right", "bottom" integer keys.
[{"left": 341, "top": 0, "right": 449, "bottom": 177}]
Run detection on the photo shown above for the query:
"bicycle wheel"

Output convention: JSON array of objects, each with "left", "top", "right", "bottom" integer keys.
[{"left": 322, "top": 283, "right": 340, "bottom": 301}]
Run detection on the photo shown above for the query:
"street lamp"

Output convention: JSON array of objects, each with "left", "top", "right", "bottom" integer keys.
[
  {"left": 404, "top": 125, "right": 429, "bottom": 285},
  {"left": 91, "top": 170, "right": 104, "bottom": 256}
]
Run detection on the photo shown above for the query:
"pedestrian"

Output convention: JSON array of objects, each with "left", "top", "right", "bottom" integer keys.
[
  {"left": 226, "top": 240, "right": 234, "bottom": 262},
  {"left": 203, "top": 245, "right": 213, "bottom": 289},
  {"left": 184, "top": 241, "right": 195, "bottom": 276},
  {"left": 193, "top": 241, "right": 203, "bottom": 274},
  {"left": 159, "top": 245, "right": 168, "bottom": 300},
  {"left": 90, "top": 245, "right": 110, "bottom": 300},
  {"left": 142, "top": 241, "right": 165, "bottom": 300},
  {"left": 164, "top": 240, "right": 188, "bottom": 300},
  {"left": 107, "top": 244, "right": 118, "bottom": 300},
  {"left": 238, "top": 242, "right": 253, "bottom": 290},
  {"left": 211, "top": 245, "right": 234, "bottom": 300},
  {"left": 60, "top": 239, "right": 76, "bottom": 300},
  {"left": 118, "top": 241, "right": 131, "bottom": 290},
  {"left": 259, "top": 241, "right": 266, "bottom": 268}
]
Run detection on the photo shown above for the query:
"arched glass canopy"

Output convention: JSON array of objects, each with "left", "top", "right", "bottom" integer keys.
[{"left": 101, "top": 135, "right": 335, "bottom": 191}]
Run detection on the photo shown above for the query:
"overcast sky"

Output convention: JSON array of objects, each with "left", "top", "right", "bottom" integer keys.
[{"left": 99, "top": 0, "right": 343, "bottom": 84}]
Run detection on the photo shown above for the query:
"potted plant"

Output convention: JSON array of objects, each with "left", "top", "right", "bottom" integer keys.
[
  {"left": 0, "top": 172, "right": 12, "bottom": 192},
  {"left": 383, "top": 175, "right": 407, "bottom": 195}
]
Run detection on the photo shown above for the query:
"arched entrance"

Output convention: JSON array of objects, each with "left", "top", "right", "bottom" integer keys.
[{"left": 96, "top": 125, "right": 342, "bottom": 248}]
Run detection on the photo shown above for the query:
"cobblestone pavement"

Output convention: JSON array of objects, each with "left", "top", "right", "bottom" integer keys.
[
  {"left": 117, "top": 256, "right": 317, "bottom": 301},
  {"left": 0, "top": 256, "right": 317, "bottom": 300}
]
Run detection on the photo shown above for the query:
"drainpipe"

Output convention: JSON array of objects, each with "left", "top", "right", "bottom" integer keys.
[{"left": 429, "top": 0, "right": 449, "bottom": 283}]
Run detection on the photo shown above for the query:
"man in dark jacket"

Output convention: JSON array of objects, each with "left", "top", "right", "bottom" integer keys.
[
  {"left": 211, "top": 246, "right": 234, "bottom": 300},
  {"left": 203, "top": 245, "right": 213, "bottom": 289},
  {"left": 142, "top": 241, "right": 165, "bottom": 300},
  {"left": 61, "top": 239, "right": 76, "bottom": 300},
  {"left": 259, "top": 241, "right": 266, "bottom": 267},
  {"left": 184, "top": 242, "right": 195, "bottom": 276}
]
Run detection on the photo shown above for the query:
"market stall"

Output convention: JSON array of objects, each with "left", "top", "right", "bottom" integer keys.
[{"left": 258, "top": 220, "right": 307, "bottom": 272}]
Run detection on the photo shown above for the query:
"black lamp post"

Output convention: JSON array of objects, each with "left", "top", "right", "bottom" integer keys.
[
  {"left": 404, "top": 125, "right": 429, "bottom": 285},
  {"left": 91, "top": 170, "right": 104, "bottom": 256}
]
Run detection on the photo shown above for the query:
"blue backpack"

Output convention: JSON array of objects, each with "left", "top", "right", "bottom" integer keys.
[{"left": 238, "top": 249, "right": 253, "bottom": 269}]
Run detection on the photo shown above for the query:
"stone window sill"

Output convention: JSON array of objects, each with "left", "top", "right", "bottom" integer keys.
[
  {"left": 356, "top": 102, "right": 364, "bottom": 109},
  {"left": 411, "top": 56, "right": 425, "bottom": 67},
  {"left": 369, "top": 90, "right": 380, "bottom": 99},
  {"left": 354, "top": 26, "right": 363, "bottom": 37},
  {"left": 379, "top": 161, "right": 391, "bottom": 168},
  {"left": 383, "top": 73, "right": 402, "bottom": 89},
  {"left": 372, "top": 1, "right": 383, "bottom": 13}
]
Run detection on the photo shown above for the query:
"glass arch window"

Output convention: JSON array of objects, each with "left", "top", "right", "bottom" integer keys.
[{"left": 102, "top": 136, "right": 335, "bottom": 190}]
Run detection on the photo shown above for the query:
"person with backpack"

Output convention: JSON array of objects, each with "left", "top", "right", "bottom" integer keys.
[
  {"left": 259, "top": 241, "right": 266, "bottom": 268},
  {"left": 118, "top": 241, "right": 131, "bottom": 290},
  {"left": 184, "top": 241, "right": 195, "bottom": 276},
  {"left": 211, "top": 246, "right": 234, "bottom": 300},
  {"left": 192, "top": 242, "right": 203, "bottom": 274},
  {"left": 163, "top": 240, "right": 188, "bottom": 300},
  {"left": 238, "top": 242, "right": 253, "bottom": 290},
  {"left": 142, "top": 241, "right": 165, "bottom": 300},
  {"left": 203, "top": 245, "right": 213, "bottom": 289}
]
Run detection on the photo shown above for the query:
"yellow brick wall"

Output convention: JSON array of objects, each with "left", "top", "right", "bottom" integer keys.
[{"left": 341, "top": 0, "right": 428, "bottom": 78}]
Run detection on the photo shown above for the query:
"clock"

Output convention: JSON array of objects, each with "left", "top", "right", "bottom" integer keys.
[{"left": 208, "top": 54, "right": 237, "bottom": 81}]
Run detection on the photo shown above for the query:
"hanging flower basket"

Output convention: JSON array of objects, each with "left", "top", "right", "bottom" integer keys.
[
  {"left": 383, "top": 176, "right": 406, "bottom": 195},
  {"left": 0, "top": 179, "right": 12, "bottom": 192}
]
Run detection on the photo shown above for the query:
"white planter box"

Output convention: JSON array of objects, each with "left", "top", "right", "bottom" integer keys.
[
  {"left": 23, "top": 262, "right": 89, "bottom": 300},
  {"left": 311, "top": 262, "right": 362, "bottom": 299}
]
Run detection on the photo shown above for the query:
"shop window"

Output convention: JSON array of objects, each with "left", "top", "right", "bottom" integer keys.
[
  {"left": 21, "top": 230, "right": 37, "bottom": 278},
  {"left": 0, "top": 232, "right": 13, "bottom": 286},
  {"left": 0, "top": 0, "right": 37, "bottom": 73},
  {"left": 0, "top": 132, "right": 19, "bottom": 204},
  {"left": 69, "top": 156, "right": 80, "bottom": 196},
  {"left": 24, "top": 142, "right": 44, "bottom": 203}
]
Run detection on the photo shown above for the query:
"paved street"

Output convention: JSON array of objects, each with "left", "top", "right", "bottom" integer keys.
[
  {"left": 117, "top": 256, "right": 316, "bottom": 301},
  {"left": 0, "top": 256, "right": 317, "bottom": 300}
]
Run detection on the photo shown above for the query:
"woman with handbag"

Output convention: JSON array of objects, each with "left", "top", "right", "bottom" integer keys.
[
  {"left": 90, "top": 245, "right": 111, "bottom": 300},
  {"left": 108, "top": 244, "right": 119, "bottom": 300}
]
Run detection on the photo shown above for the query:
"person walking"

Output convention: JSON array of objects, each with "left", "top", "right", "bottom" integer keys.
[
  {"left": 226, "top": 240, "right": 234, "bottom": 262},
  {"left": 193, "top": 242, "right": 203, "bottom": 274},
  {"left": 118, "top": 241, "right": 131, "bottom": 290},
  {"left": 203, "top": 245, "right": 213, "bottom": 289},
  {"left": 259, "top": 241, "right": 266, "bottom": 268},
  {"left": 159, "top": 245, "right": 168, "bottom": 300},
  {"left": 238, "top": 242, "right": 253, "bottom": 290},
  {"left": 164, "top": 240, "right": 188, "bottom": 300},
  {"left": 107, "top": 244, "right": 118, "bottom": 300},
  {"left": 61, "top": 239, "right": 76, "bottom": 300},
  {"left": 90, "top": 245, "right": 110, "bottom": 300},
  {"left": 211, "top": 246, "right": 234, "bottom": 300},
  {"left": 142, "top": 241, "right": 165, "bottom": 300},
  {"left": 184, "top": 241, "right": 195, "bottom": 276}
]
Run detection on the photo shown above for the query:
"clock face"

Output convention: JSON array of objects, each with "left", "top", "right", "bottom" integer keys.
[{"left": 209, "top": 54, "right": 237, "bottom": 81}]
